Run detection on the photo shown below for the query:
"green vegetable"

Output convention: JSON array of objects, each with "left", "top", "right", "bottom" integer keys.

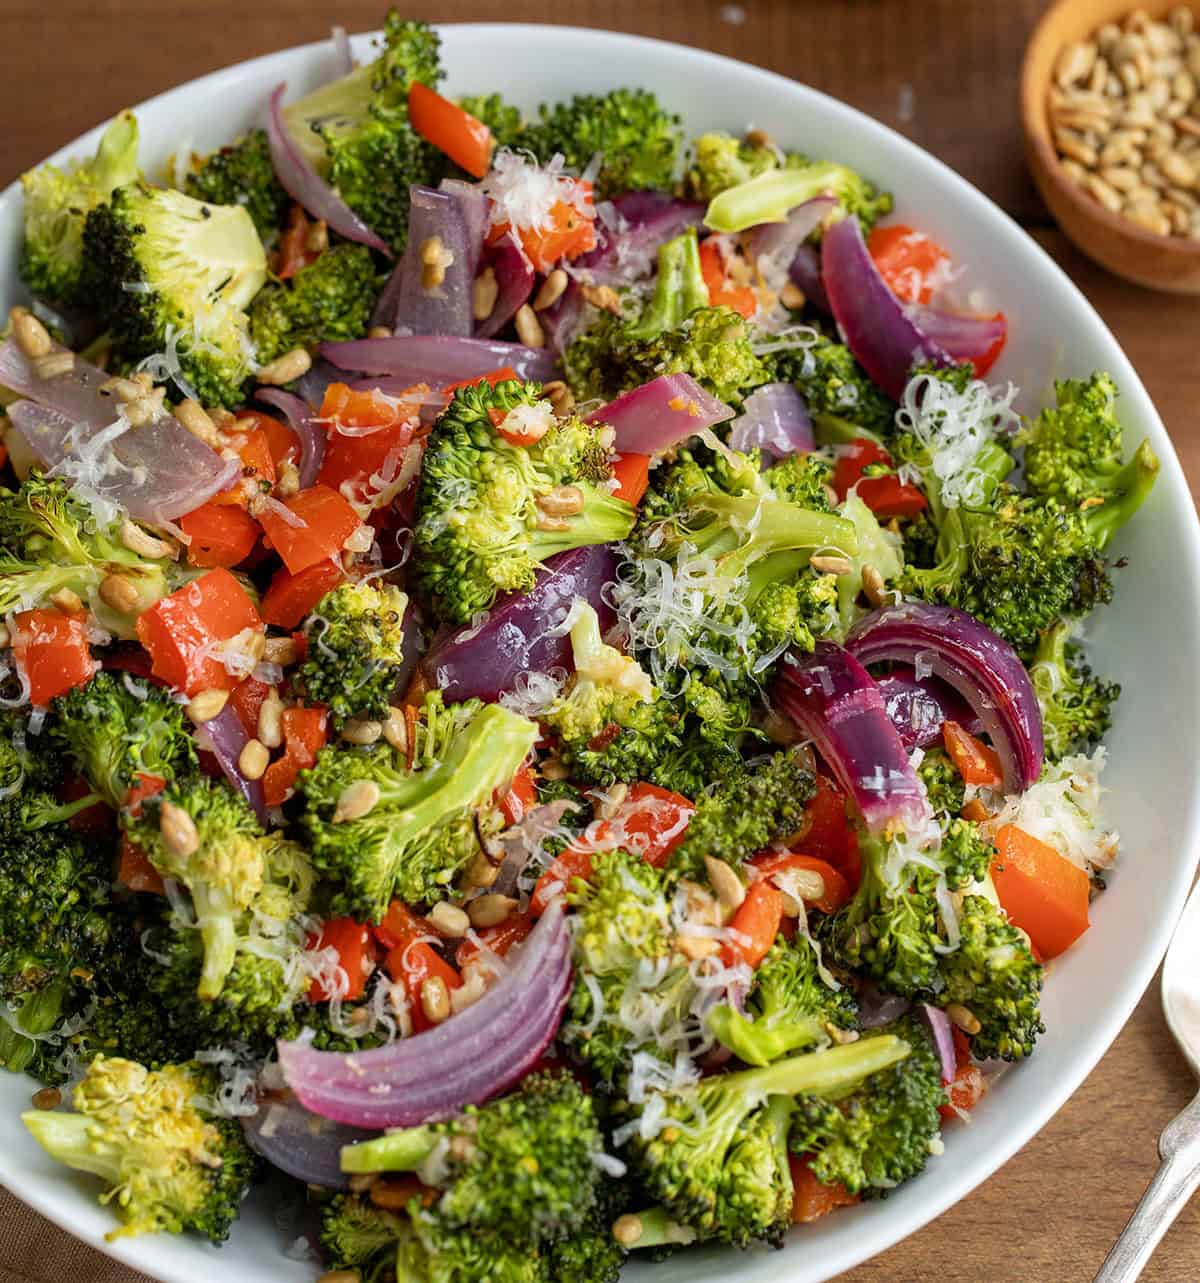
[
  {"left": 917, "top": 747, "right": 965, "bottom": 818},
  {"left": 181, "top": 129, "right": 289, "bottom": 244},
  {"left": 1029, "top": 620, "right": 1120, "bottom": 761},
  {"left": 458, "top": 93, "right": 524, "bottom": 147},
  {"left": 767, "top": 331, "right": 897, "bottom": 437}
]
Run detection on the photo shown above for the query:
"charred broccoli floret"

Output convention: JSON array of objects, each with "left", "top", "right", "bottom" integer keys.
[
  {"left": 917, "top": 747, "right": 965, "bottom": 818},
  {"left": 412, "top": 379, "right": 635, "bottom": 625},
  {"left": 767, "top": 332, "right": 897, "bottom": 437},
  {"left": 1029, "top": 620, "right": 1120, "bottom": 761},
  {"left": 22, "top": 1057, "right": 255, "bottom": 1242},
  {"left": 20, "top": 111, "right": 140, "bottom": 305},
  {"left": 180, "top": 129, "right": 289, "bottom": 244},
  {"left": 458, "top": 93, "right": 525, "bottom": 148}
]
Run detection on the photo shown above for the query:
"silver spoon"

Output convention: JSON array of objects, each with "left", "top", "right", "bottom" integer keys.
[{"left": 1095, "top": 879, "right": 1200, "bottom": 1282}]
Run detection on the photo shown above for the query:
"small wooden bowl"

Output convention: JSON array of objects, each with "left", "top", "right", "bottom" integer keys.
[{"left": 1021, "top": 0, "right": 1200, "bottom": 292}]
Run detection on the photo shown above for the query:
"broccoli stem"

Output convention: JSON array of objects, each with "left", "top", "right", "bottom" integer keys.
[
  {"left": 706, "top": 1006, "right": 826, "bottom": 1068},
  {"left": 627, "top": 229, "right": 709, "bottom": 341},
  {"left": 340, "top": 1126, "right": 437, "bottom": 1174},
  {"left": 526, "top": 486, "right": 637, "bottom": 562},
  {"left": 721, "top": 1034, "right": 911, "bottom": 1100},
  {"left": 619, "top": 1206, "right": 700, "bottom": 1250},
  {"left": 705, "top": 163, "right": 854, "bottom": 233},
  {"left": 22, "top": 1110, "right": 121, "bottom": 1184},
  {"left": 192, "top": 884, "right": 239, "bottom": 1002},
  {"left": 1083, "top": 439, "right": 1160, "bottom": 549},
  {"left": 683, "top": 493, "right": 858, "bottom": 573},
  {"left": 0, "top": 980, "right": 68, "bottom": 1073}
]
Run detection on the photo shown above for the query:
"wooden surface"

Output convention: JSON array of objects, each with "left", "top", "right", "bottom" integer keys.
[{"left": 3, "top": 2, "right": 1200, "bottom": 1281}]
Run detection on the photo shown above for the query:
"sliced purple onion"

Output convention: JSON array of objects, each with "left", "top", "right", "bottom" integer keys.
[
  {"left": 586, "top": 374, "right": 734, "bottom": 455},
  {"left": 822, "top": 216, "right": 951, "bottom": 401},
  {"left": 845, "top": 602, "right": 1043, "bottom": 792},
  {"left": 421, "top": 544, "right": 619, "bottom": 703},
  {"left": 255, "top": 387, "right": 325, "bottom": 490},
  {"left": 729, "top": 383, "right": 814, "bottom": 460},
  {"left": 577, "top": 192, "right": 706, "bottom": 286},
  {"left": 294, "top": 356, "right": 346, "bottom": 410},
  {"left": 439, "top": 178, "right": 488, "bottom": 280},
  {"left": 875, "top": 669, "right": 984, "bottom": 751},
  {"left": 0, "top": 342, "right": 239, "bottom": 523},
  {"left": 320, "top": 334, "right": 557, "bottom": 384},
  {"left": 475, "top": 233, "right": 535, "bottom": 340},
  {"left": 277, "top": 904, "right": 572, "bottom": 1128},
  {"left": 370, "top": 186, "right": 472, "bottom": 338},
  {"left": 242, "top": 1091, "right": 374, "bottom": 1189},
  {"left": 539, "top": 278, "right": 585, "bottom": 356},
  {"left": 194, "top": 704, "right": 268, "bottom": 825},
  {"left": 772, "top": 641, "right": 930, "bottom": 835},
  {"left": 266, "top": 84, "right": 391, "bottom": 256},
  {"left": 906, "top": 304, "right": 1008, "bottom": 366},
  {"left": 920, "top": 1003, "right": 958, "bottom": 1083},
  {"left": 856, "top": 981, "right": 911, "bottom": 1030},
  {"left": 329, "top": 25, "right": 353, "bottom": 76},
  {"left": 750, "top": 196, "right": 837, "bottom": 292},
  {"left": 788, "top": 244, "right": 831, "bottom": 316}
]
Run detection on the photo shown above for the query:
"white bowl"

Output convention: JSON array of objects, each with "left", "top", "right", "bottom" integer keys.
[{"left": 2, "top": 22, "right": 1199, "bottom": 1283}]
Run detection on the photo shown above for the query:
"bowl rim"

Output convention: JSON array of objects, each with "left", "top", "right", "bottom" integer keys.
[
  {"left": 2, "top": 19, "right": 1199, "bottom": 1283},
  {"left": 1020, "top": 0, "right": 1200, "bottom": 254}
]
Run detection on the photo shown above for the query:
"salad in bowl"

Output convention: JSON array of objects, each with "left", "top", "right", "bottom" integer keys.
[{"left": 0, "top": 10, "right": 1160, "bottom": 1282}]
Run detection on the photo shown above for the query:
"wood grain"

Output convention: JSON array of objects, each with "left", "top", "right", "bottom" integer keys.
[{"left": 3, "top": 3, "right": 1200, "bottom": 1282}]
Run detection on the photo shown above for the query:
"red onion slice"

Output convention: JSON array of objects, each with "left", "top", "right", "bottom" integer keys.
[
  {"left": 266, "top": 84, "right": 391, "bottom": 257},
  {"left": 439, "top": 178, "right": 488, "bottom": 280},
  {"left": 329, "top": 25, "right": 354, "bottom": 77},
  {"left": 920, "top": 1003, "right": 957, "bottom": 1084},
  {"left": 194, "top": 704, "right": 269, "bottom": 825},
  {"left": 256, "top": 387, "right": 326, "bottom": 490},
  {"left": 822, "top": 216, "right": 951, "bottom": 401},
  {"left": 772, "top": 641, "right": 930, "bottom": 835},
  {"left": 586, "top": 373, "right": 734, "bottom": 454},
  {"left": 474, "top": 233, "right": 535, "bottom": 340},
  {"left": 856, "top": 981, "right": 912, "bottom": 1030},
  {"left": 875, "top": 669, "right": 984, "bottom": 751},
  {"left": 906, "top": 304, "right": 1008, "bottom": 365},
  {"left": 242, "top": 1091, "right": 374, "bottom": 1189},
  {"left": 749, "top": 195, "right": 837, "bottom": 292},
  {"left": 789, "top": 245, "right": 831, "bottom": 317},
  {"left": 577, "top": 192, "right": 706, "bottom": 286},
  {"left": 729, "top": 382, "right": 814, "bottom": 460},
  {"left": 421, "top": 544, "right": 619, "bottom": 704},
  {"left": 277, "top": 904, "right": 571, "bottom": 1128},
  {"left": 845, "top": 602, "right": 1043, "bottom": 792},
  {"left": 321, "top": 334, "right": 558, "bottom": 384},
  {"left": 539, "top": 278, "right": 585, "bottom": 356}
]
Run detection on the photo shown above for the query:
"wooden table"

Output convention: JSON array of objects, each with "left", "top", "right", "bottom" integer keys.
[{"left": 3, "top": 2, "right": 1199, "bottom": 1281}]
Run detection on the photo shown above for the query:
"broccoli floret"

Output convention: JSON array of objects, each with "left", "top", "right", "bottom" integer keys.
[
  {"left": 626, "top": 228, "right": 710, "bottom": 340},
  {"left": 22, "top": 1057, "right": 255, "bottom": 1242},
  {"left": 458, "top": 93, "right": 525, "bottom": 147},
  {"left": 282, "top": 12, "right": 444, "bottom": 252},
  {"left": 939, "top": 892, "right": 1044, "bottom": 1062},
  {"left": 51, "top": 671, "right": 197, "bottom": 809},
  {"left": 20, "top": 111, "right": 140, "bottom": 305},
  {"left": 620, "top": 1035, "right": 912, "bottom": 1246},
  {"left": 789, "top": 1015, "right": 944, "bottom": 1195},
  {"left": 1020, "top": 374, "right": 1160, "bottom": 524},
  {"left": 412, "top": 379, "right": 635, "bottom": 625},
  {"left": 708, "top": 933, "right": 858, "bottom": 1066},
  {"left": 1030, "top": 621, "right": 1120, "bottom": 761},
  {"left": 699, "top": 139, "right": 893, "bottom": 234},
  {"left": 768, "top": 332, "right": 897, "bottom": 437},
  {"left": 918, "top": 747, "right": 965, "bottom": 818},
  {"left": 669, "top": 748, "right": 815, "bottom": 878},
  {"left": 129, "top": 776, "right": 314, "bottom": 1000},
  {"left": 248, "top": 243, "right": 380, "bottom": 364},
  {"left": 522, "top": 89, "right": 682, "bottom": 199},
  {"left": 297, "top": 581, "right": 409, "bottom": 728},
  {"left": 0, "top": 474, "right": 174, "bottom": 638},
  {"left": 939, "top": 818, "right": 995, "bottom": 891},
  {"left": 180, "top": 129, "right": 290, "bottom": 245},
  {"left": 83, "top": 183, "right": 267, "bottom": 408},
  {"left": 321, "top": 1195, "right": 409, "bottom": 1282},
  {"left": 765, "top": 452, "right": 834, "bottom": 511},
  {"left": 298, "top": 700, "right": 537, "bottom": 917},
  {"left": 341, "top": 1071, "right": 605, "bottom": 1243}
]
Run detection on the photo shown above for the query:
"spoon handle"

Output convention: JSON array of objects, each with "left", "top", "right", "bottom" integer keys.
[{"left": 1094, "top": 1091, "right": 1200, "bottom": 1283}]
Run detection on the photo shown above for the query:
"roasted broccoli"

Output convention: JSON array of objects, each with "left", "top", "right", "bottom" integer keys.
[
  {"left": 180, "top": 129, "right": 290, "bottom": 244},
  {"left": 458, "top": 93, "right": 525, "bottom": 148},
  {"left": 918, "top": 747, "right": 965, "bottom": 818},
  {"left": 23, "top": 1057, "right": 255, "bottom": 1242},
  {"left": 789, "top": 1014, "right": 944, "bottom": 1195},
  {"left": 297, "top": 580, "right": 409, "bottom": 728},
  {"left": 412, "top": 379, "right": 635, "bottom": 624},
  {"left": 767, "top": 331, "right": 897, "bottom": 437},
  {"left": 765, "top": 451, "right": 835, "bottom": 511},
  {"left": 83, "top": 182, "right": 267, "bottom": 408},
  {"left": 683, "top": 130, "right": 784, "bottom": 202},
  {"left": 340, "top": 1072, "right": 605, "bottom": 1243},
  {"left": 1020, "top": 373, "right": 1160, "bottom": 523},
  {"left": 281, "top": 12, "right": 444, "bottom": 251},
  {"left": 248, "top": 242, "right": 380, "bottom": 364},
  {"left": 708, "top": 933, "right": 858, "bottom": 1066},
  {"left": 620, "top": 1035, "right": 912, "bottom": 1246},
  {"left": 298, "top": 699, "right": 537, "bottom": 917},
  {"left": 52, "top": 671, "right": 197, "bottom": 809},
  {"left": 20, "top": 111, "right": 140, "bottom": 305},
  {"left": 0, "top": 474, "right": 174, "bottom": 638},
  {"left": 522, "top": 88, "right": 682, "bottom": 199},
  {"left": 1029, "top": 620, "right": 1120, "bottom": 761}
]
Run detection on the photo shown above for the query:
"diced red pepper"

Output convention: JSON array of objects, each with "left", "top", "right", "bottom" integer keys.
[
  {"left": 210, "top": 423, "right": 277, "bottom": 508},
  {"left": 251, "top": 410, "right": 301, "bottom": 470},
  {"left": 749, "top": 852, "right": 852, "bottom": 915},
  {"left": 962, "top": 312, "right": 1008, "bottom": 379},
  {"left": 788, "top": 774, "right": 853, "bottom": 865},
  {"left": 58, "top": 773, "right": 114, "bottom": 838},
  {"left": 262, "top": 706, "right": 328, "bottom": 807},
  {"left": 867, "top": 224, "right": 951, "bottom": 305},
  {"left": 228, "top": 677, "right": 270, "bottom": 738},
  {"left": 611, "top": 453, "right": 651, "bottom": 506},
  {"left": 722, "top": 881, "right": 784, "bottom": 969},
  {"left": 135, "top": 568, "right": 262, "bottom": 697},
  {"left": 379, "top": 898, "right": 464, "bottom": 1034},
  {"left": 831, "top": 437, "right": 892, "bottom": 500},
  {"left": 260, "top": 559, "right": 345, "bottom": 630},
  {"left": 180, "top": 501, "right": 261, "bottom": 568},
  {"left": 942, "top": 720, "right": 1003, "bottom": 789},
  {"left": 489, "top": 182, "right": 596, "bottom": 274},
  {"left": 277, "top": 204, "right": 321, "bottom": 280},
  {"left": 497, "top": 765, "right": 537, "bottom": 827},
  {"left": 789, "top": 1153, "right": 860, "bottom": 1222},
  {"left": 940, "top": 1027, "right": 986, "bottom": 1120},
  {"left": 456, "top": 912, "right": 534, "bottom": 969},
  {"left": 258, "top": 484, "right": 362, "bottom": 575},
  {"left": 122, "top": 771, "right": 166, "bottom": 819},
  {"left": 116, "top": 833, "right": 166, "bottom": 895},
  {"left": 307, "top": 918, "right": 376, "bottom": 1002},
  {"left": 698, "top": 237, "right": 757, "bottom": 319},
  {"left": 853, "top": 474, "right": 929, "bottom": 518},
  {"left": 991, "top": 824, "right": 1090, "bottom": 960},
  {"left": 408, "top": 82, "right": 493, "bottom": 179},
  {"left": 318, "top": 383, "right": 417, "bottom": 509},
  {"left": 11, "top": 609, "right": 96, "bottom": 706},
  {"left": 443, "top": 367, "right": 518, "bottom": 400}
]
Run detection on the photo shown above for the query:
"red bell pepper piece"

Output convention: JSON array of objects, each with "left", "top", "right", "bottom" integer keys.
[
  {"left": 699, "top": 236, "right": 757, "bottom": 319},
  {"left": 722, "top": 881, "right": 784, "bottom": 969},
  {"left": 407, "top": 82, "right": 493, "bottom": 178},
  {"left": 260, "top": 559, "right": 345, "bottom": 630},
  {"left": 942, "top": 720, "right": 1003, "bottom": 789},
  {"left": 11, "top": 609, "right": 96, "bottom": 706},
  {"left": 497, "top": 764, "right": 537, "bottom": 827},
  {"left": 258, "top": 484, "right": 362, "bottom": 575},
  {"left": 228, "top": 677, "right": 270, "bottom": 738},
  {"left": 456, "top": 912, "right": 535, "bottom": 969},
  {"left": 318, "top": 383, "right": 417, "bottom": 508},
  {"left": 262, "top": 706, "right": 328, "bottom": 807},
  {"left": 180, "top": 501, "right": 260, "bottom": 568},
  {"left": 749, "top": 852, "right": 851, "bottom": 915},
  {"left": 789, "top": 1153, "right": 860, "bottom": 1222},
  {"left": 991, "top": 824, "right": 1090, "bottom": 960},
  {"left": 611, "top": 453, "right": 651, "bottom": 506},
  {"left": 308, "top": 918, "right": 376, "bottom": 1002},
  {"left": 489, "top": 182, "right": 596, "bottom": 273},
  {"left": 867, "top": 224, "right": 951, "bottom": 305}
]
